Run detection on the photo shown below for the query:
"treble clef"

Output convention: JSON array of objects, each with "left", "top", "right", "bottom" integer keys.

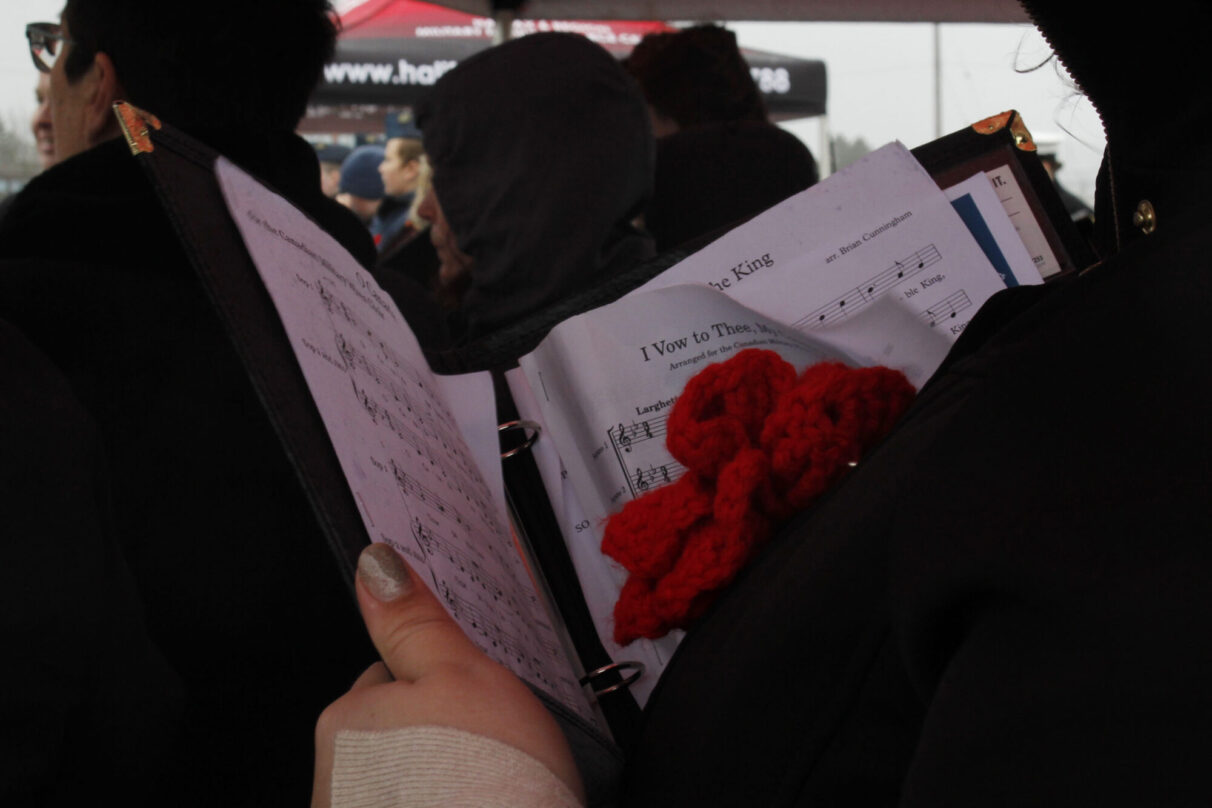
[{"left": 617, "top": 422, "right": 632, "bottom": 452}]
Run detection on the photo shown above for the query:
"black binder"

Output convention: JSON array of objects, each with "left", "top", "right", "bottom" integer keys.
[
  {"left": 910, "top": 109, "right": 1098, "bottom": 279},
  {"left": 117, "top": 100, "right": 1093, "bottom": 782},
  {"left": 114, "top": 104, "right": 641, "bottom": 800}
]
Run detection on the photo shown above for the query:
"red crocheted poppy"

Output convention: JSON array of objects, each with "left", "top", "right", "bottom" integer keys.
[{"left": 603, "top": 349, "right": 914, "bottom": 645}]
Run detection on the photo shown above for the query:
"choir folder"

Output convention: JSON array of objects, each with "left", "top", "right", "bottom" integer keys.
[{"left": 116, "top": 100, "right": 1092, "bottom": 780}]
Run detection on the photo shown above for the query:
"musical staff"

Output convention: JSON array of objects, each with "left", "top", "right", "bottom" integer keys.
[
  {"left": 920, "top": 290, "right": 972, "bottom": 328},
  {"left": 316, "top": 279, "right": 358, "bottom": 326},
  {"left": 608, "top": 416, "right": 668, "bottom": 454},
  {"left": 340, "top": 314, "right": 504, "bottom": 530},
  {"left": 794, "top": 243, "right": 942, "bottom": 329},
  {"left": 354, "top": 377, "right": 487, "bottom": 496},
  {"left": 631, "top": 461, "right": 685, "bottom": 495},
  {"left": 414, "top": 519, "right": 504, "bottom": 595},
  {"left": 438, "top": 583, "right": 564, "bottom": 677},
  {"left": 606, "top": 413, "right": 687, "bottom": 500},
  {"left": 390, "top": 460, "right": 467, "bottom": 525}
]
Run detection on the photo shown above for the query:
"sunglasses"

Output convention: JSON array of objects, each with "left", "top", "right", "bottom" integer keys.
[{"left": 26, "top": 22, "right": 75, "bottom": 73}]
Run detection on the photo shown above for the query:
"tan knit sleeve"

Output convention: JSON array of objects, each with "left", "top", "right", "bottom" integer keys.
[{"left": 330, "top": 725, "right": 584, "bottom": 808}]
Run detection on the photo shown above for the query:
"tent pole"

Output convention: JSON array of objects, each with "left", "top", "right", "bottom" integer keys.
[
  {"left": 933, "top": 23, "right": 942, "bottom": 139},
  {"left": 493, "top": 9, "right": 515, "bottom": 44},
  {"left": 819, "top": 114, "right": 832, "bottom": 179}
]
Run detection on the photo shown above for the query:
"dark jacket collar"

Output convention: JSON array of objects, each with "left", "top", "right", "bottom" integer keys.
[
  {"left": 0, "top": 131, "right": 376, "bottom": 270},
  {"left": 1019, "top": 0, "right": 1212, "bottom": 256}
]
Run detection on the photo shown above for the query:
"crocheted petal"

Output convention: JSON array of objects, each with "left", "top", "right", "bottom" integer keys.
[
  {"left": 601, "top": 475, "right": 712, "bottom": 579},
  {"left": 712, "top": 448, "right": 771, "bottom": 523},
  {"left": 666, "top": 418, "right": 750, "bottom": 478},
  {"left": 612, "top": 575, "right": 673, "bottom": 646},
  {"left": 666, "top": 349, "right": 796, "bottom": 476},
  {"left": 651, "top": 517, "right": 772, "bottom": 631},
  {"left": 760, "top": 362, "right": 916, "bottom": 511},
  {"left": 601, "top": 474, "right": 712, "bottom": 581},
  {"left": 716, "top": 349, "right": 797, "bottom": 438}
]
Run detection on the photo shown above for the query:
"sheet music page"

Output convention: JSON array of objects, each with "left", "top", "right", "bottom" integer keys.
[
  {"left": 506, "top": 368, "right": 682, "bottom": 708},
  {"left": 510, "top": 145, "right": 1039, "bottom": 676},
  {"left": 523, "top": 285, "right": 849, "bottom": 524},
  {"left": 517, "top": 285, "right": 868, "bottom": 673},
  {"left": 944, "top": 172, "right": 1044, "bottom": 288},
  {"left": 215, "top": 158, "right": 592, "bottom": 721},
  {"left": 975, "top": 163, "right": 1063, "bottom": 278},
  {"left": 636, "top": 142, "right": 1018, "bottom": 382}
]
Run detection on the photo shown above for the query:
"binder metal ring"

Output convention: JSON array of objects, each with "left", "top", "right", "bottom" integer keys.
[
  {"left": 498, "top": 419, "right": 541, "bottom": 459},
  {"left": 579, "top": 660, "right": 644, "bottom": 697}
]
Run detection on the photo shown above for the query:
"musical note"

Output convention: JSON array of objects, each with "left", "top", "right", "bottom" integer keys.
[
  {"left": 316, "top": 280, "right": 358, "bottom": 326},
  {"left": 795, "top": 243, "right": 943, "bottom": 329},
  {"left": 920, "top": 289, "right": 972, "bottom": 328}
]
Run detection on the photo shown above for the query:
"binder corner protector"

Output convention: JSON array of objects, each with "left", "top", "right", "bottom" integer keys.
[
  {"left": 971, "top": 109, "right": 1036, "bottom": 152},
  {"left": 114, "top": 101, "right": 162, "bottom": 156}
]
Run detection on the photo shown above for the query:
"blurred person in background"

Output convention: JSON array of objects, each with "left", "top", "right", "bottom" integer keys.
[
  {"left": 337, "top": 143, "right": 386, "bottom": 236},
  {"left": 625, "top": 23, "right": 768, "bottom": 136},
  {"left": 316, "top": 142, "right": 351, "bottom": 198},
  {"left": 624, "top": 24, "right": 818, "bottom": 252},
  {"left": 376, "top": 110, "right": 425, "bottom": 252}
]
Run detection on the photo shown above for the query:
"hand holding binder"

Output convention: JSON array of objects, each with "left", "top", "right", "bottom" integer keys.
[{"left": 313, "top": 542, "right": 585, "bottom": 807}]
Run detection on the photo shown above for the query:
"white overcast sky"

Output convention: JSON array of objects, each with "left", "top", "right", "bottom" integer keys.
[{"left": 0, "top": 1, "right": 1104, "bottom": 202}]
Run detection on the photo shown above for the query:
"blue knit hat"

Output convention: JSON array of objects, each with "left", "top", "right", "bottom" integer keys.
[{"left": 339, "top": 144, "right": 386, "bottom": 199}]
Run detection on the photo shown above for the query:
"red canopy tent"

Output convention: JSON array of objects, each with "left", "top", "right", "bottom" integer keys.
[
  {"left": 306, "top": 0, "right": 827, "bottom": 131},
  {"left": 415, "top": 0, "right": 1028, "bottom": 23}
]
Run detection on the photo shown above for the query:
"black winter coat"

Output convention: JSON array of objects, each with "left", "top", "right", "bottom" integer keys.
[
  {"left": 628, "top": 1, "right": 1212, "bottom": 801},
  {"left": 0, "top": 137, "right": 377, "bottom": 805}
]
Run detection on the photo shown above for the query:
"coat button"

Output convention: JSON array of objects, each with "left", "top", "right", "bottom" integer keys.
[{"left": 1132, "top": 199, "right": 1156, "bottom": 234}]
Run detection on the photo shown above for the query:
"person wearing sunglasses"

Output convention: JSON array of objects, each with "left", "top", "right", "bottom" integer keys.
[
  {"left": 23, "top": 20, "right": 97, "bottom": 167},
  {"left": 23, "top": 22, "right": 69, "bottom": 163},
  {"left": 0, "top": 4, "right": 380, "bottom": 805}
]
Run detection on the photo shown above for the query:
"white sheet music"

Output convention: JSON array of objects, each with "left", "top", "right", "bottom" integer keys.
[
  {"left": 518, "top": 285, "right": 860, "bottom": 695},
  {"left": 509, "top": 144, "right": 1036, "bottom": 688},
  {"left": 943, "top": 172, "right": 1044, "bottom": 288},
  {"left": 637, "top": 142, "right": 1016, "bottom": 384},
  {"left": 215, "top": 158, "right": 591, "bottom": 721}
]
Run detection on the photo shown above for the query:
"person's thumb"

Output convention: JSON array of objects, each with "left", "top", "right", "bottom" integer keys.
[{"left": 355, "top": 542, "right": 483, "bottom": 683}]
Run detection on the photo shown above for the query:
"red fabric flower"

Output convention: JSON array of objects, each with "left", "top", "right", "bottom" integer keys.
[{"left": 603, "top": 349, "right": 915, "bottom": 645}]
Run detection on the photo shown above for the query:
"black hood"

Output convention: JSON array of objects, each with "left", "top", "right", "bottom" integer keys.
[
  {"left": 1019, "top": 0, "right": 1212, "bottom": 253},
  {"left": 416, "top": 32, "right": 655, "bottom": 341}
]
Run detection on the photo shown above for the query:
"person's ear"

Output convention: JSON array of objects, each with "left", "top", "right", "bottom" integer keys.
[{"left": 84, "top": 51, "right": 126, "bottom": 145}]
